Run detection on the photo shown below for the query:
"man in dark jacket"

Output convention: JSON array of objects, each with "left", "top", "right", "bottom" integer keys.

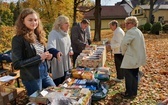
[{"left": 71, "top": 19, "right": 90, "bottom": 67}]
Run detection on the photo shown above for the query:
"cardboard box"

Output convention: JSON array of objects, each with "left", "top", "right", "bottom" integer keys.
[
  {"left": 0, "top": 86, "right": 17, "bottom": 105},
  {"left": 29, "top": 90, "right": 50, "bottom": 104}
]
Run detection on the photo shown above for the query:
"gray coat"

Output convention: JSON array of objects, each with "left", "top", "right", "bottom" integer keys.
[{"left": 47, "top": 30, "right": 72, "bottom": 79}]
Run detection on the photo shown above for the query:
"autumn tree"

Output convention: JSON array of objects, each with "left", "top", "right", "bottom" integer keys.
[
  {"left": 13, "top": 0, "right": 22, "bottom": 24},
  {"left": 73, "top": 0, "right": 84, "bottom": 24},
  {"left": 73, "top": 0, "right": 101, "bottom": 41},
  {"left": 73, "top": 0, "right": 94, "bottom": 24},
  {"left": 0, "top": 3, "right": 13, "bottom": 26},
  {"left": 20, "top": 0, "right": 74, "bottom": 32},
  {"left": 22, "top": 0, "right": 73, "bottom": 24},
  {"left": 0, "top": 26, "right": 14, "bottom": 52}
]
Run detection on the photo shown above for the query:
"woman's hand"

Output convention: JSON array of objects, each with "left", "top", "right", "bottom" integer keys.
[
  {"left": 69, "top": 51, "right": 74, "bottom": 56},
  {"left": 57, "top": 52, "right": 63, "bottom": 61},
  {"left": 40, "top": 51, "right": 50, "bottom": 61},
  {"left": 85, "top": 44, "right": 90, "bottom": 48},
  {"left": 46, "top": 53, "right": 53, "bottom": 60}
]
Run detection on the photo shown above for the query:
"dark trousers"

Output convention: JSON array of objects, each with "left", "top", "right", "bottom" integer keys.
[
  {"left": 53, "top": 71, "right": 67, "bottom": 86},
  {"left": 114, "top": 54, "right": 124, "bottom": 79},
  {"left": 124, "top": 68, "right": 139, "bottom": 96},
  {"left": 87, "top": 39, "right": 92, "bottom": 45},
  {"left": 72, "top": 52, "right": 80, "bottom": 68}
]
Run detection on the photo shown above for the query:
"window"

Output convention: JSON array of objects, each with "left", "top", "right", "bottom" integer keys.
[
  {"left": 138, "top": 9, "right": 141, "bottom": 13},
  {"left": 158, "top": 16, "right": 164, "bottom": 24}
]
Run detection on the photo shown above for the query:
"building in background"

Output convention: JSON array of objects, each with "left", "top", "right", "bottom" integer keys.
[
  {"left": 131, "top": 5, "right": 168, "bottom": 25},
  {"left": 84, "top": 5, "right": 128, "bottom": 30},
  {"left": 83, "top": 0, "right": 140, "bottom": 30}
]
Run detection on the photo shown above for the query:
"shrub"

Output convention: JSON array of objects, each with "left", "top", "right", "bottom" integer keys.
[
  {"left": 0, "top": 26, "right": 14, "bottom": 53},
  {"left": 44, "top": 23, "right": 53, "bottom": 35},
  {"left": 162, "top": 24, "right": 168, "bottom": 33},
  {"left": 138, "top": 25, "right": 144, "bottom": 32},
  {"left": 151, "top": 22, "right": 162, "bottom": 35},
  {"left": 144, "top": 22, "right": 152, "bottom": 31}
]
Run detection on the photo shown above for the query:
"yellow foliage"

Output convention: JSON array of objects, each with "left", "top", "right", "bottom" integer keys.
[
  {"left": 22, "top": 0, "right": 75, "bottom": 25},
  {"left": 0, "top": 26, "right": 15, "bottom": 53}
]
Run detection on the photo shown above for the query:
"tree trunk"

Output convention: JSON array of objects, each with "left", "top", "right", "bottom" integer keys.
[
  {"left": 149, "top": 0, "right": 154, "bottom": 23},
  {"left": 93, "top": 0, "right": 101, "bottom": 41},
  {"left": 149, "top": 0, "right": 158, "bottom": 24},
  {"left": 73, "top": 0, "right": 77, "bottom": 24}
]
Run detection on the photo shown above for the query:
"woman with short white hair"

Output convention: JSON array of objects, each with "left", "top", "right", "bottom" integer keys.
[{"left": 121, "top": 16, "right": 146, "bottom": 99}]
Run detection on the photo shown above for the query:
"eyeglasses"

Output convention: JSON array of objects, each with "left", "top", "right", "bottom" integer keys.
[{"left": 125, "top": 22, "right": 132, "bottom": 25}]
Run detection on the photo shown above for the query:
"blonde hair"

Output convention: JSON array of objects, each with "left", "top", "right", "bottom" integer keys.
[
  {"left": 125, "top": 16, "right": 139, "bottom": 27},
  {"left": 52, "top": 15, "right": 69, "bottom": 31}
]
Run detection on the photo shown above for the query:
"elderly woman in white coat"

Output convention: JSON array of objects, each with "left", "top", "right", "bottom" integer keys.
[
  {"left": 47, "top": 15, "right": 73, "bottom": 86},
  {"left": 120, "top": 16, "right": 146, "bottom": 99},
  {"left": 109, "top": 20, "right": 125, "bottom": 82}
]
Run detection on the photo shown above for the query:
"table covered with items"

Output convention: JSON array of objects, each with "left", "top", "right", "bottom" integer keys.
[
  {"left": 27, "top": 45, "right": 110, "bottom": 105},
  {"left": 62, "top": 66, "right": 110, "bottom": 101},
  {"left": 75, "top": 45, "right": 106, "bottom": 68}
]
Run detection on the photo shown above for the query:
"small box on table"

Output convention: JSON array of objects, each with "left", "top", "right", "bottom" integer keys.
[
  {"left": 29, "top": 90, "right": 50, "bottom": 105},
  {"left": 0, "top": 86, "right": 17, "bottom": 105}
]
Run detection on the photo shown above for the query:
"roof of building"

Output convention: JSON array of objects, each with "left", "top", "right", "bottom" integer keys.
[
  {"left": 139, "top": 5, "right": 168, "bottom": 10},
  {"left": 116, "top": 0, "right": 133, "bottom": 8},
  {"left": 83, "top": 5, "right": 128, "bottom": 20},
  {"left": 116, "top": 0, "right": 140, "bottom": 8}
]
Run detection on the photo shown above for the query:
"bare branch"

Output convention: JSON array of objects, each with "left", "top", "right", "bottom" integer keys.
[
  {"left": 154, "top": 0, "right": 158, "bottom": 4},
  {"left": 75, "top": 0, "right": 85, "bottom": 5},
  {"left": 77, "top": 6, "right": 95, "bottom": 12}
]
